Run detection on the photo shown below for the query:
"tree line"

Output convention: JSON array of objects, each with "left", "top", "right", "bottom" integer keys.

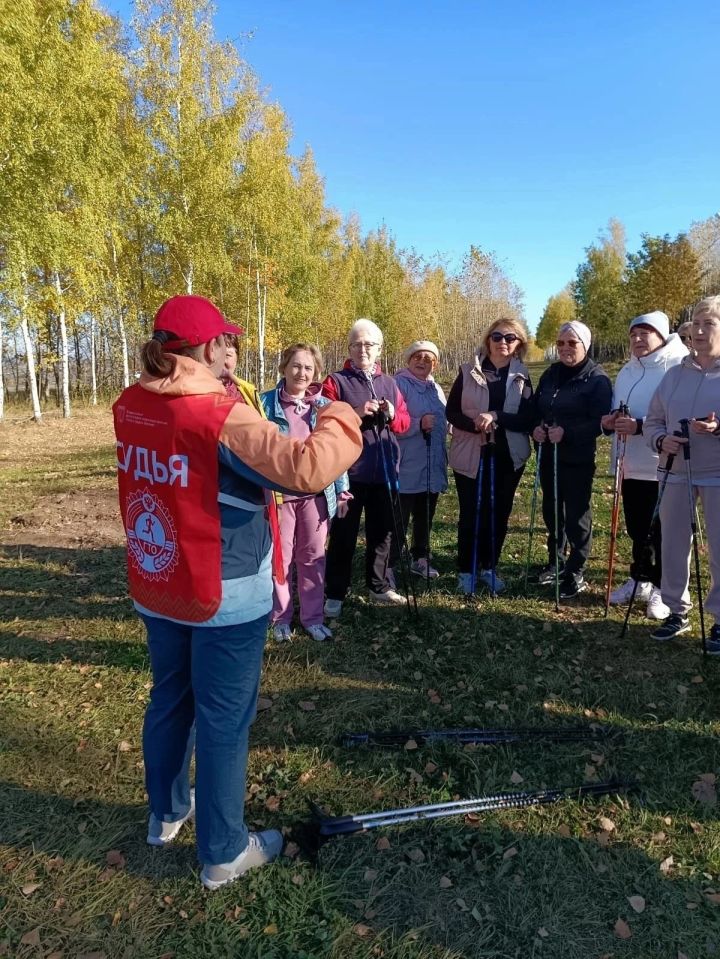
[
  {"left": 537, "top": 215, "right": 720, "bottom": 358},
  {"left": 0, "top": 0, "right": 530, "bottom": 423}
]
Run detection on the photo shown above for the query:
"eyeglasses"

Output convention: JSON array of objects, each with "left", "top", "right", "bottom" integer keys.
[
  {"left": 349, "top": 341, "right": 379, "bottom": 351},
  {"left": 556, "top": 339, "right": 581, "bottom": 348},
  {"left": 410, "top": 352, "right": 436, "bottom": 363},
  {"left": 490, "top": 332, "right": 519, "bottom": 344}
]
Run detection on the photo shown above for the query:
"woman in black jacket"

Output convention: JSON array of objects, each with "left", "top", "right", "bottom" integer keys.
[{"left": 532, "top": 321, "right": 612, "bottom": 599}]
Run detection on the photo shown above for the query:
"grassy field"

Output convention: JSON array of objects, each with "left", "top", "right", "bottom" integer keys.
[{"left": 1, "top": 404, "right": 720, "bottom": 959}]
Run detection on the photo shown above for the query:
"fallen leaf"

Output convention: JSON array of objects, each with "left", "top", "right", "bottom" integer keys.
[
  {"left": 538, "top": 927, "right": 549, "bottom": 938},
  {"left": 20, "top": 928, "right": 41, "bottom": 947},
  {"left": 599, "top": 816, "right": 616, "bottom": 833},
  {"left": 283, "top": 841, "right": 300, "bottom": 859},
  {"left": 353, "top": 923, "right": 372, "bottom": 937},
  {"left": 291, "top": 873, "right": 304, "bottom": 886},
  {"left": 691, "top": 674, "right": 704, "bottom": 684},
  {"left": 455, "top": 898, "right": 469, "bottom": 911},
  {"left": 596, "top": 830, "right": 611, "bottom": 847},
  {"left": 614, "top": 918, "right": 632, "bottom": 940},
  {"left": 375, "top": 836, "right": 391, "bottom": 851},
  {"left": 118, "top": 740, "right": 132, "bottom": 752},
  {"left": 557, "top": 824, "right": 571, "bottom": 838},
  {"left": 503, "top": 846, "right": 518, "bottom": 860},
  {"left": 264, "top": 795, "right": 281, "bottom": 812},
  {"left": 46, "top": 856, "right": 65, "bottom": 872},
  {"left": 590, "top": 752, "right": 605, "bottom": 765},
  {"left": 706, "top": 892, "right": 720, "bottom": 905},
  {"left": 263, "top": 923, "right": 279, "bottom": 935},
  {"left": 406, "top": 848, "right": 425, "bottom": 863},
  {"left": 256, "top": 697, "right": 273, "bottom": 711},
  {"left": 510, "top": 770, "right": 524, "bottom": 784},
  {"left": 424, "top": 761, "right": 438, "bottom": 774},
  {"left": 660, "top": 855, "right": 674, "bottom": 874},
  {"left": 628, "top": 895, "right": 646, "bottom": 913},
  {"left": 691, "top": 777, "right": 717, "bottom": 805},
  {"left": 298, "top": 701, "right": 316, "bottom": 712},
  {"left": 106, "top": 849, "right": 126, "bottom": 868},
  {"left": 21, "top": 882, "right": 41, "bottom": 896},
  {"left": 439, "top": 875, "right": 453, "bottom": 888},
  {"left": 404, "top": 738, "right": 418, "bottom": 751},
  {"left": 651, "top": 831, "right": 667, "bottom": 843},
  {"left": 677, "top": 685, "right": 688, "bottom": 695},
  {"left": 364, "top": 868, "right": 378, "bottom": 882},
  {"left": 584, "top": 764, "right": 599, "bottom": 782}
]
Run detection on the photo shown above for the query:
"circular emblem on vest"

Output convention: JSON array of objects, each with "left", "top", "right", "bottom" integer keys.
[{"left": 126, "top": 489, "right": 179, "bottom": 581}]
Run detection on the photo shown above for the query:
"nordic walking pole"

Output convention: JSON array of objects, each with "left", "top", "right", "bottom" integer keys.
[
  {"left": 605, "top": 404, "right": 628, "bottom": 617},
  {"left": 679, "top": 419, "right": 706, "bottom": 656},
  {"left": 488, "top": 432, "right": 498, "bottom": 596},
  {"left": 553, "top": 430, "right": 560, "bottom": 611},
  {"left": 470, "top": 448, "right": 486, "bottom": 595},
  {"left": 524, "top": 442, "right": 543, "bottom": 591},
  {"left": 424, "top": 428, "right": 432, "bottom": 590},
  {"left": 362, "top": 372, "right": 417, "bottom": 615},
  {"left": 620, "top": 450, "right": 675, "bottom": 637}
]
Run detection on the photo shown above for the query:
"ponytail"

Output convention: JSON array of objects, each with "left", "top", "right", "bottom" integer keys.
[{"left": 140, "top": 331, "right": 177, "bottom": 377}]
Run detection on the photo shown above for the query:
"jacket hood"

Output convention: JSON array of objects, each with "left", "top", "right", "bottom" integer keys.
[
  {"left": 140, "top": 355, "right": 225, "bottom": 398},
  {"left": 395, "top": 367, "right": 436, "bottom": 388},
  {"left": 625, "top": 332, "right": 687, "bottom": 371}
]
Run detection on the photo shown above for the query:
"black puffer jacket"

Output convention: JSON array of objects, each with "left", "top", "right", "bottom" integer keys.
[{"left": 533, "top": 359, "right": 612, "bottom": 465}]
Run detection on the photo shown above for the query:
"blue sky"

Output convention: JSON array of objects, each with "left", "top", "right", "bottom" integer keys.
[{"left": 110, "top": 0, "right": 719, "bottom": 330}]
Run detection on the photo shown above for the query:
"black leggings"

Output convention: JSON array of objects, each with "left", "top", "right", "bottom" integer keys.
[
  {"left": 455, "top": 449, "right": 524, "bottom": 573},
  {"left": 539, "top": 454, "right": 595, "bottom": 576}
]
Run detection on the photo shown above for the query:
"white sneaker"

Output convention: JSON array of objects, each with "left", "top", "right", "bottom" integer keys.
[
  {"left": 200, "top": 830, "right": 283, "bottom": 890},
  {"left": 457, "top": 573, "right": 473, "bottom": 595},
  {"left": 609, "top": 578, "right": 651, "bottom": 604},
  {"left": 147, "top": 790, "right": 195, "bottom": 846},
  {"left": 646, "top": 587, "right": 670, "bottom": 620},
  {"left": 272, "top": 623, "right": 292, "bottom": 642},
  {"left": 369, "top": 588, "right": 407, "bottom": 606},
  {"left": 478, "top": 569, "right": 505, "bottom": 593},
  {"left": 411, "top": 557, "right": 440, "bottom": 579},
  {"left": 324, "top": 599, "right": 343, "bottom": 618},
  {"left": 306, "top": 623, "right": 332, "bottom": 641}
]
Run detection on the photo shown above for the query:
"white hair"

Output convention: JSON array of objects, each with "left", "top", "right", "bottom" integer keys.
[
  {"left": 693, "top": 295, "right": 720, "bottom": 320},
  {"left": 348, "top": 318, "right": 383, "bottom": 347}
]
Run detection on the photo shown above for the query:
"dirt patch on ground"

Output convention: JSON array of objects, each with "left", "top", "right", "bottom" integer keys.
[{"left": 0, "top": 489, "right": 124, "bottom": 548}]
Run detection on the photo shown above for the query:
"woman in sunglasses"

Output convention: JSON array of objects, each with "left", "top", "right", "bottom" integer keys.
[
  {"left": 531, "top": 321, "right": 612, "bottom": 599},
  {"left": 447, "top": 318, "right": 534, "bottom": 593}
]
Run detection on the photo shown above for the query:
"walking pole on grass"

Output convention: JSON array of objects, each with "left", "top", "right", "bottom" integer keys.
[
  {"left": 424, "top": 428, "right": 432, "bottom": 590},
  {"left": 605, "top": 404, "right": 629, "bottom": 617},
  {"left": 310, "top": 781, "right": 633, "bottom": 837},
  {"left": 679, "top": 419, "right": 706, "bottom": 656},
  {"left": 524, "top": 442, "right": 543, "bottom": 592},
  {"left": 340, "top": 724, "right": 615, "bottom": 749},
  {"left": 620, "top": 451, "right": 675, "bottom": 637},
  {"left": 470, "top": 448, "right": 486, "bottom": 595}
]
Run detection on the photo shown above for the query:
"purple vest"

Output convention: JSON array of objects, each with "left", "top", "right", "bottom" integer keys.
[{"left": 327, "top": 366, "right": 400, "bottom": 484}]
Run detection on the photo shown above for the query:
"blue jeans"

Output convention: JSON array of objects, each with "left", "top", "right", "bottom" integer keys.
[{"left": 140, "top": 613, "right": 268, "bottom": 865}]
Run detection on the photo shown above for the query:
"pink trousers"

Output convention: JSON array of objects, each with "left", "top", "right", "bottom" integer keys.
[{"left": 272, "top": 494, "right": 329, "bottom": 628}]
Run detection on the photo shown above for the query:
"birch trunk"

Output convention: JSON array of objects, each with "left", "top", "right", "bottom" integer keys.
[
  {"left": 54, "top": 271, "right": 71, "bottom": 418},
  {"left": 118, "top": 313, "right": 130, "bottom": 389},
  {"left": 90, "top": 315, "right": 98, "bottom": 405},
  {"left": 19, "top": 274, "right": 42, "bottom": 422},
  {"left": 0, "top": 312, "right": 4, "bottom": 422}
]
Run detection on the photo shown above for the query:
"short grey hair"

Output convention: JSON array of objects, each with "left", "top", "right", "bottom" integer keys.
[
  {"left": 348, "top": 318, "right": 383, "bottom": 347},
  {"left": 693, "top": 295, "right": 720, "bottom": 320}
]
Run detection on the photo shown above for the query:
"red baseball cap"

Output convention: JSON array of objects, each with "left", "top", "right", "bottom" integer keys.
[{"left": 153, "top": 295, "right": 244, "bottom": 348}]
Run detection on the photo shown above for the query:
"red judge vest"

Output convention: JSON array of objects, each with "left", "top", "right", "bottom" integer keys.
[{"left": 113, "top": 385, "right": 236, "bottom": 622}]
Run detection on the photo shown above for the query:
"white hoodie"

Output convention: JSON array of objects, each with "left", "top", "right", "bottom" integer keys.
[{"left": 609, "top": 333, "right": 688, "bottom": 480}]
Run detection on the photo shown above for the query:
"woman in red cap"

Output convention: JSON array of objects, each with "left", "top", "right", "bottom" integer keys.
[{"left": 112, "top": 295, "right": 361, "bottom": 889}]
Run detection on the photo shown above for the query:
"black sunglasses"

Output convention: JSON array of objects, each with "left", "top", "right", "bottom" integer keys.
[{"left": 490, "top": 332, "right": 519, "bottom": 344}]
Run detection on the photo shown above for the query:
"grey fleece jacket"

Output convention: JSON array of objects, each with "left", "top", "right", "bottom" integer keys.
[{"left": 644, "top": 355, "right": 720, "bottom": 484}]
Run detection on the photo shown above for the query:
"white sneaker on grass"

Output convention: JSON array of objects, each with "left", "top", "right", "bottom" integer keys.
[
  {"left": 306, "top": 623, "right": 332, "bottom": 641},
  {"left": 369, "top": 588, "right": 407, "bottom": 606},
  {"left": 272, "top": 623, "right": 292, "bottom": 642},
  {"left": 200, "top": 830, "right": 283, "bottom": 890},
  {"left": 457, "top": 573, "right": 473, "bottom": 595},
  {"left": 646, "top": 587, "right": 670, "bottom": 620},
  {"left": 609, "top": 578, "right": 651, "bottom": 604},
  {"left": 324, "top": 599, "right": 343, "bottom": 618},
  {"left": 147, "top": 790, "right": 195, "bottom": 847},
  {"left": 410, "top": 557, "right": 439, "bottom": 579}
]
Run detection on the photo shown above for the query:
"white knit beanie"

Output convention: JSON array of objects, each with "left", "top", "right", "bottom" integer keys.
[
  {"left": 628, "top": 310, "right": 670, "bottom": 342},
  {"left": 403, "top": 340, "right": 439, "bottom": 364},
  {"left": 558, "top": 320, "right": 591, "bottom": 354}
]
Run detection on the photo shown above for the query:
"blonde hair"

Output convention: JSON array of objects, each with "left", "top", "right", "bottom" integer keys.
[
  {"left": 481, "top": 317, "right": 528, "bottom": 362},
  {"left": 278, "top": 342, "right": 324, "bottom": 380},
  {"left": 693, "top": 295, "right": 720, "bottom": 321}
]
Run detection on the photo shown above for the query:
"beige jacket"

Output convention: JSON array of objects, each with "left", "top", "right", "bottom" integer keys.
[{"left": 448, "top": 354, "right": 531, "bottom": 478}]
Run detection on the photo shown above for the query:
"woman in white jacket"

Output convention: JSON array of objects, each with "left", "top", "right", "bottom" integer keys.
[{"left": 601, "top": 311, "right": 687, "bottom": 618}]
